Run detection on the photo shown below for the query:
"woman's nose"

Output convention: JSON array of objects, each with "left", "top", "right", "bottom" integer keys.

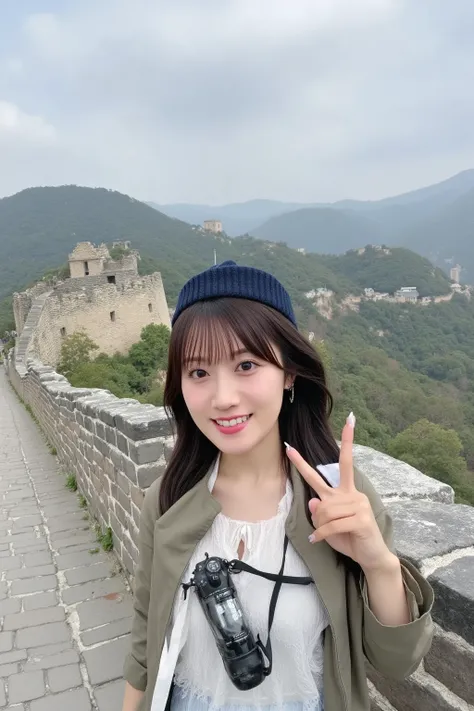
[{"left": 212, "top": 376, "right": 240, "bottom": 410}]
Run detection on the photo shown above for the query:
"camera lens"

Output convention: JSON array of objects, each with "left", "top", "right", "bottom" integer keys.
[{"left": 206, "top": 559, "right": 221, "bottom": 573}]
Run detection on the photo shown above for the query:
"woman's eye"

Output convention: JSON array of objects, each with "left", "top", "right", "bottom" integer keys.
[
  {"left": 238, "top": 360, "right": 258, "bottom": 372},
  {"left": 190, "top": 368, "right": 207, "bottom": 379}
]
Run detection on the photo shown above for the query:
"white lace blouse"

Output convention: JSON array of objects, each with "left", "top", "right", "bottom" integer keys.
[{"left": 170, "top": 460, "right": 329, "bottom": 711}]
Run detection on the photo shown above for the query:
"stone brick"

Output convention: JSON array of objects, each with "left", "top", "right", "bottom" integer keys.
[
  {"left": 27, "top": 641, "right": 72, "bottom": 657},
  {"left": 116, "top": 431, "right": 130, "bottom": 456},
  {"left": 0, "top": 556, "right": 22, "bottom": 570},
  {"left": 121, "top": 547, "right": 135, "bottom": 575},
  {"left": 109, "top": 446, "right": 125, "bottom": 472},
  {"left": 8, "top": 670, "right": 45, "bottom": 702},
  {"left": 104, "top": 424, "right": 117, "bottom": 446},
  {"left": 390, "top": 501, "right": 474, "bottom": 564},
  {"left": 0, "top": 681, "right": 5, "bottom": 707},
  {"left": 122, "top": 456, "right": 138, "bottom": 484},
  {"left": 115, "top": 501, "right": 129, "bottom": 527},
  {"left": 77, "top": 594, "right": 132, "bottom": 630},
  {"left": 11, "top": 575, "right": 57, "bottom": 595},
  {"left": 0, "top": 598, "right": 22, "bottom": 615},
  {"left": 6, "top": 564, "right": 56, "bottom": 580},
  {"left": 30, "top": 687, "right": 91, "bottom": 711},
  {"left": 130, "top": 485, "right": 144, "bottom": 510},
  {"left": 0, "top": 632, "right": 13, "bottom": 653},
  {"left": 3, "top": 606, "right": 65, "bottom": 630},
  {"left": 23, "top": 591, "right": 58, "bottom": 611},
  {"left": 109, "top": 511, "right": 123, "bottom": 540},
  {"left": 22, "top": 551, "right": 53, "bottom": 567},
  {"left": 115, "top": 407, "right": 171, "bottom": 442},
  {"left": 95, "top": 679, "right": 125, "bottom": 711},
  {"left": 97, "top": 399, "right": 140, "bottom": 427},
  {"left": 57, "top": 550, "right": 107, "bottom": 570},
  {"left": 136, "top": 460, "right": 166, "bottom": 488},
  {"left": 369, "top": 668, "right": 463, "bottom": 711},
  {"left": 47, "top": 663, "right": 82, "bottom": 692},
  {"left": 117, "top": 487, "right": 131, "bottom": 515},
  {"left": 0, "top": 662, "right": 19, "bottom": 676},
  {"left": 83, "top": 635, "right": 131, "bottom": 685},
  {"left": 115, "top": 468, "right": 131, "bottom": 496},
  {"left": 81, "top": 616, "right": 131, "bottom": 646},
  {"left": 0, "top": 650, "right": 27, "bottom": 666},
  {"left": 429, "top": 555, "right": 474, "bottom": 645},
  {"left": 65, "top": 562, "right": 111, "bottom": 586},
  {"left": 424, "top": 629, "right": 474, "bottom": 704},
  {"left": 16, "top": 621, "right": 70, "bottom": 649},
  {"left": 95, "top": 420, "right": 105, "bottom": 440},
  {"left": 61, "top": 577, "right": 126, "bottom": 605},
  {"left": 83, "top": 415, "right": 95, "bottom": 434},
  {"left": 128, "top": 438, "right": 163, "bottom": 465}
]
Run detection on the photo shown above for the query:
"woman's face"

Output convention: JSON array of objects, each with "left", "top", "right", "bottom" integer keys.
[{"left": 181, "top": 340, "right": 290, "bottom": 455}]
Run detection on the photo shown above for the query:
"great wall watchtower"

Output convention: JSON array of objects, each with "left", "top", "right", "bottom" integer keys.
[{"left": 12, "top": 241, "right": 171, "bottom": 368}]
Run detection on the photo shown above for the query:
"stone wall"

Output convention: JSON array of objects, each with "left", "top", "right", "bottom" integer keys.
[
  {"left": 12, "top": 281, "right": 52, "bottom": 334},
  {"left": 29, "top": 272, "right": 171, "bottom": 366},
  {"left": 4, "top": 355, "right": 474, "bottom": 710}
]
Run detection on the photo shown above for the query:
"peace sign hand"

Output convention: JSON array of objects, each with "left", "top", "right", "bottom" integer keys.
[{"left": 285, "top": 413, "right": 392, "bottom": 573}]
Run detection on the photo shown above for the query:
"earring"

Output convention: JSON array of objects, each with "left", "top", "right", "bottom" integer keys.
[{"left": 288, "top": 384, "right": 295, "bottom": 404}]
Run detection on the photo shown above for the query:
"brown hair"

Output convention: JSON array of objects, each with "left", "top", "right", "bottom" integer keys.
[{"left": 159, "top": 297, "right": 340, "bottom": 515}]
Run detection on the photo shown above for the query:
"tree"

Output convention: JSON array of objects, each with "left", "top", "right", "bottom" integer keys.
[
  {"left": 57, "top": 330, "right": 99, "bottom": 378},
  {"left": 387, "top": 419, "right": 467, "bottom": 487},
  {"left": 128, "top": 323, "right": 170, "bottom": 378}
]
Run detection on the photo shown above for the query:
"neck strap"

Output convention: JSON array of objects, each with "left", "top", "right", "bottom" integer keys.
[{"left": 229, "top": 536, "right": 313, "bottom": 676}]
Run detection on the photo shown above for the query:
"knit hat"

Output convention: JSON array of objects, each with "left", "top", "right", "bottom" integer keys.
[{"left": 172, "top": 260, "right": 297, "bottom": 327}]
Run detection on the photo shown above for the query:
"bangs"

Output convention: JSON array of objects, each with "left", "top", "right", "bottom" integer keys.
[{"left": 171, "top": 298, "right": 284, "bottom": 369}]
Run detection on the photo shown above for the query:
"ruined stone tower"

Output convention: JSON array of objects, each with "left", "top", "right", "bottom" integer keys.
[{"left": 13, "top": 241, "right": 171, "bottom": 367}]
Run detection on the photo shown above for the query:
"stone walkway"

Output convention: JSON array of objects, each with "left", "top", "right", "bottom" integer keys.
[{"left": 0, "top": 369, "right": 132, "bottom": 710}]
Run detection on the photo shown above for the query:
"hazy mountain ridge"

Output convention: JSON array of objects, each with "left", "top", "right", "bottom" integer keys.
[{"left": 153, "top": 169, "right": 474, "bottom": 280}]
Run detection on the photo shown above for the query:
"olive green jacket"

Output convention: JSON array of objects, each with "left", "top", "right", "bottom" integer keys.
[{"left": 123, "top": 464, "right": 434, "bottom": 711}]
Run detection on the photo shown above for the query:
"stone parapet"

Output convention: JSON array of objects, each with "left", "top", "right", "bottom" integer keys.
[{"left": 4, "top": 354, "right": 474, "bottom": 710}]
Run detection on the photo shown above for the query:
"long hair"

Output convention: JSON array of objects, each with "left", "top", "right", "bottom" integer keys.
[{"left": 159, "top": 297, "right": 340, "bottom": 517}]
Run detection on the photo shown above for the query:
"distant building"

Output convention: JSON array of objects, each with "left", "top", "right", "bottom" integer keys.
[
  {"left": 394, "top": 286, "right": 419, "bottom": 302},
  {"left": 450, "top": 265, "right": 461, "bottom": 283},
  {"left": 203, "top": 220, "right": 223, "bottom": 234},
  {"left": 450, "top": 282, "right": 462, "bottom": 292},
  {"left": 364, "top": 288, "right": 375, "bottom": 297}
]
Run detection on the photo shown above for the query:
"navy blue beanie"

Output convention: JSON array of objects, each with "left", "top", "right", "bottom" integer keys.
[{"left": 172, "top": 260, "right": 297, "bottom": 327}]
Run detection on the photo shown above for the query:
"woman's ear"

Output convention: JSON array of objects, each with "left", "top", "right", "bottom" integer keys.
[{"left": 284, "top": 375, "right": 295, "bottom": 390}]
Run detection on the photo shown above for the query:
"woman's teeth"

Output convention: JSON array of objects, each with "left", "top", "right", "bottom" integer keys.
[{"left": 215, "top": 415, "right": 250, "bottom": 428}]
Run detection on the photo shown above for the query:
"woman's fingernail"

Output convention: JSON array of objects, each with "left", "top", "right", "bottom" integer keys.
[
  {"left": 346, "top": 411, "right": 356, "bottom": 428},
  {"left": 284, "top": 441, "right": 292, "bottom": 451},
  {"left": 308, "top": 534, "right": 316, "bottom": 544}
]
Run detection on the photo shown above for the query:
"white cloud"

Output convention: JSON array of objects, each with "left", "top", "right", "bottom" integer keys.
[
  {"left": 0, "top": 101, "right": 56, "bottom": 143},
  {"left": 0, "top": 0, "right": 473, "bottom": 203}
]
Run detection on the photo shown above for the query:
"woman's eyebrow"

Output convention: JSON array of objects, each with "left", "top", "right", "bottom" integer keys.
[{"left": 183, "top": 348, "right": 249, "bottom": 365}]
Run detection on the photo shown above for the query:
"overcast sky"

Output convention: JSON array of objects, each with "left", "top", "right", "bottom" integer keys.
[{"left": 1, "top": 0, "right": 474, "bottom": 205}]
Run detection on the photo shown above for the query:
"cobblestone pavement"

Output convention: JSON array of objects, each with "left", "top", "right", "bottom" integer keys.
[{"left": 0, "top": 369, "right": 132, "bottom": 710}]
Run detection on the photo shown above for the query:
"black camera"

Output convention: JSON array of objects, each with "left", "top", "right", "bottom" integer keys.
[{"left": 188, "top": 554, "right": 267, "bottom": 691}]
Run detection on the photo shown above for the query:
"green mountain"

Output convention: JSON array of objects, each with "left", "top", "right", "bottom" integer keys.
[
  {"left": 320, "top": 246, "right": 450, "bottom": 297},
  {"left": 0, "top": 185, "right": 452, "bottom": 319},
  {"left": 1, "top": 184, "right": 473, "bottom": 503}
]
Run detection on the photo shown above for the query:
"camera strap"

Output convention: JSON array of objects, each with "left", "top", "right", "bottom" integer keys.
[{"left": 229, "top": 535, "right": 313, "bottom": 676}]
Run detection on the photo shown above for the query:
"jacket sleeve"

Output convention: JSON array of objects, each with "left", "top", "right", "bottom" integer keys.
[
  {"left": 123, "top": 478, "right": 161, "bottom": 691},
  {"left": 357, "top": 471, "right": 435, "bottom": 679}
]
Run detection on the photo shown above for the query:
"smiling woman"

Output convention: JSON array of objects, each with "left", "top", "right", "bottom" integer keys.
[{"left": 122, "top": 261, "right": 434, "bottom": 711}]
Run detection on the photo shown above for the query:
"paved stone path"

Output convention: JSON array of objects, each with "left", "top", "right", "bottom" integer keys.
[{"left": 0, "top": 369, "right": 133, "bottom": 710}]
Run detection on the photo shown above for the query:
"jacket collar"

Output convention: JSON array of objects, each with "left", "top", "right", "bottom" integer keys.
[{"left": 155, "top": 459, "right": 341, "bottom": 610}]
